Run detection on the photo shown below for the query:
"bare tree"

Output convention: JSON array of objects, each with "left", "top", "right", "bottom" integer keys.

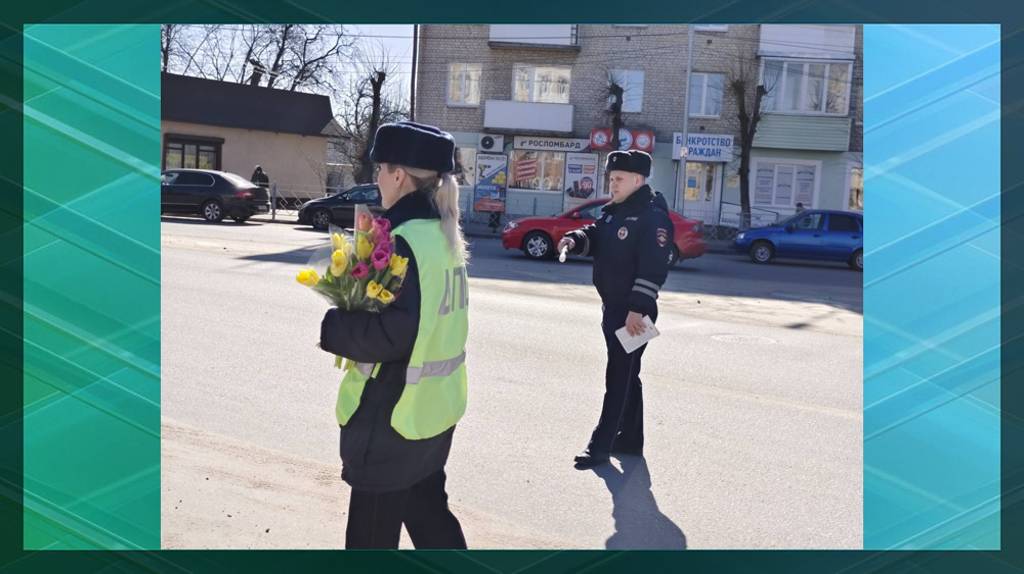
[
  {"left": 163, "top": 25, "right": 353, "bottom": 92},
  {"left": 608, "top": 78, "right": 625, "bottom": 152},
  {"left": 729, "top": 56, "right": 777, "bottom": 230},
  {"left": 180, "top": 25, "right": 221, "bottom": 78},
  {"left": 235, "top": 25, "right": 272, "bottom": 85},
  {"left": 160, "top": 24, "right": 178, "bottom": 72},
  {"left": 337, "top": 42, "right": 410, "bottom": 184}
]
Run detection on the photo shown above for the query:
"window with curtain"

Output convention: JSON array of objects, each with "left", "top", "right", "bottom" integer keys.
[
  {"left": 761, "top": 59, "right": 852, "bottom": 115},
  {"left": 754, "top": 161, "right": 818, "bottom": 207},
  {"left": 513, "top": 64, "right": 571, "bottom": 104},
  {"left": 689, "top": 73, "right": 724, "bottom": 117},
  {"left": 448, "top": 63, "right": 482, "bottom": 106}
]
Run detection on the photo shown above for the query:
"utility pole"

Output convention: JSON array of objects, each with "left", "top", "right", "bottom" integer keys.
[
  {"left": 675, "top": 25, "right": 695, "bottom": 214},
  {"left": 409, "top": 25, "right": 418, "bottom": 121}
]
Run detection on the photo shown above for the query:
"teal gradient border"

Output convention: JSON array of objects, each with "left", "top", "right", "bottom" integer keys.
[
  {"left": 863, "top": 24, "right": 1001, "bottom": 550},
  {"left": 22, "top": 24, "right": 160, "bottom": 550},
  {"left": 0, "top": 1, "right": 1021, "bottom": 572}
]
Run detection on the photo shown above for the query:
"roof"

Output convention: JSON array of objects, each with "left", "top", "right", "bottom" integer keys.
[{"left": 162, "top": 73, "right": 337, "bottom": 137}]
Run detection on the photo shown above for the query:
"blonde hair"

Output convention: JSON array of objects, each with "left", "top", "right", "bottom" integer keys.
[{"left": 389, "top": 164, "right": 469, "bottom": 265}]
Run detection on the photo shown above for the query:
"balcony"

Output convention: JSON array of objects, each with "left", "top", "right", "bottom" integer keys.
[
  {"left": 483, "top": 100, "right": 574, "bottom": 133},
  {"left": 759, "top": 24, "right": 856, "bottom": 60},
  {"left": 753, "top": 114, "right": 852, "bottom": 151},
  {"left": 489, "top": 25, "right": 580, "bottom": 51}
]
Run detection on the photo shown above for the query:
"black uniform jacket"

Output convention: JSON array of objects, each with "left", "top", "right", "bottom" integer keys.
[{"left": 564, "top": 185, "right": 674, "bottom": 317}]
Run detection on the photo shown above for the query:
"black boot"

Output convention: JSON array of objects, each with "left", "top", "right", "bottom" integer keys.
[{"left": 573, "top": 449, "right": 610, "bottom": 469}]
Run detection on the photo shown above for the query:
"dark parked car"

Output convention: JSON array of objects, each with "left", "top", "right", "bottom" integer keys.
[
  {"left": 298, "top": 184, "right": 383, "bottom": 230},
  {"left": 161, "top": 169, "right": 269, "bottom": 223},
  {"left": 732, "top": 209, "right": 863, "bottom": 270}
]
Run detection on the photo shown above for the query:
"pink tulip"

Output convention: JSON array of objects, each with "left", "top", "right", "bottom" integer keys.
[
  {"left": 373, "top": 217, "right": 391, "bottom": 234},
  {"left": 351, "top": 262, "right": 369, "bottom": 279},
  {"left": 372, "top": 249, "right": 390, "bottom": 271}
]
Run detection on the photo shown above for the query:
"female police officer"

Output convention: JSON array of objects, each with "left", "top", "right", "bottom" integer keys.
[
  {"left": 557, "top": 150, "right": 674, "bottom": 470},
  {"left": 319, "top": 121, "right": 470, "bottom": 548}
]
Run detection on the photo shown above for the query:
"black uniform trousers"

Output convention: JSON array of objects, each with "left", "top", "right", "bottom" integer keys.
[
  {"left": 346, "top": 469, "right": 467, "bottom": 549},
  {"left": 587, "top": 304, "right": 657, "bottom": 455}
]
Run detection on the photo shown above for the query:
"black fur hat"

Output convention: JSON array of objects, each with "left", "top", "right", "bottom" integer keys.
[
  {"left": 605, "top": 150, "right": 652, "bottom": 177},
  {"left": 369, "top": 121, "right": 456, "bottom": 173}
]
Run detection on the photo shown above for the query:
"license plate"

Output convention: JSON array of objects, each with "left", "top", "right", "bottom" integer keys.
[{"left": 255, "top": 205, "right": 269, "bottom": 212}]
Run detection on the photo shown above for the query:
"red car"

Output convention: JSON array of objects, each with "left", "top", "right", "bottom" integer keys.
[{"left": 501, "top": 198, "right": 707, "bottom": 265}]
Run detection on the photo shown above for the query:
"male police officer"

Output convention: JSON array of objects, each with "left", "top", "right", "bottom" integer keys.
[{"left": 557, "top": 150, "right": 674, "bottom": 470}]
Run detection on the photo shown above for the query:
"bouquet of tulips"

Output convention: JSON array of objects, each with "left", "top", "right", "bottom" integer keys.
[{"left": 296, "top": 204, "right": 410, "bottom": 369}]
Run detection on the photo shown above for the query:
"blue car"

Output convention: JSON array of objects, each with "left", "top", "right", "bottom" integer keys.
[{"left": 732, "top": 210, "right": 863, "bottom": 271}]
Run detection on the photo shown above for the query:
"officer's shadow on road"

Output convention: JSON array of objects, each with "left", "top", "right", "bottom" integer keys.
[{"left": 592, "top": 456, "right": 687, "bottom": 550}]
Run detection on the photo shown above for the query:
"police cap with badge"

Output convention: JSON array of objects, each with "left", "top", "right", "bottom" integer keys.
[
  {"left": 370, "top": 121, "right": 456, "bottom": 173},
  {"left": 605, "top": 150, "right": 652, "bottom": 177}
]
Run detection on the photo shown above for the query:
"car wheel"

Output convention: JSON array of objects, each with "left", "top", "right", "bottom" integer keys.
[
  {"left": 312, "top": 209, "right": 332, "bottom": 231},
  {"left": 750, "top": 240, "right": 774, "bottom": 264},
  {"left": 522, "top": 231, "right": 554, "bottom": 260},
  {"left": 850, "top": 249, "right": 863, "bottom": 271},
  {"left": 201, "top": 200, "right": 224, "bottom": 223}
]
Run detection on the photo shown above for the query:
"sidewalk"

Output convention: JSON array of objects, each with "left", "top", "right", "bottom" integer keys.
[{"left": 251, "top": 211, "right": 736, "bottom": 254}]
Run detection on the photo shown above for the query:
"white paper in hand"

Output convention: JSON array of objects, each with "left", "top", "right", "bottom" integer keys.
[{"left": 615, "top": 316, "right": 660, "bottom": 354}]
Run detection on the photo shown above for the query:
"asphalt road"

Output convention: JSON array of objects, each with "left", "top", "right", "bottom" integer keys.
[{"left": 161, "top": 216, "right": 863, "bottom": 549}]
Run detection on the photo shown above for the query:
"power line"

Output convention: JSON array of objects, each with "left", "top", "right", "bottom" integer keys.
[
  {"left": 169, "top": 36, "right": 857, "bottom": 77},
  {"left": 174, "top": 24, "right": 861, "bottom": 53}
]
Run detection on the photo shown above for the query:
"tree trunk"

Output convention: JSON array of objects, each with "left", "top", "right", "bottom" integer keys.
[
  {"left": 266, "top": 25, "right": 291, "bottom": 88},
  {"left": 356, "top": 71, "right": 386, "bottom": 184},
  {"left": 610, "top": 84, "right": 624, "bottom": 151}
]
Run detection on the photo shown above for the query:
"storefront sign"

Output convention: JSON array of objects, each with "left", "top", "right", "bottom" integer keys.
[
  {"left": 563, "top": 152, "right": 600, "bottom": 212},
  {"left": 473, "top": 153, "right": 509, "bottom": 213},
  {"left": 672, "top": 133, "right": 734, "bottom": 162},
  {"left": 513, "top": 136, "right": 591, "bottom": 152}
]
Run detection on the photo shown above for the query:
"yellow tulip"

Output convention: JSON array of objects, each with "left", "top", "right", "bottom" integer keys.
[
  {"left": 331, "top": 249, "right": 349, "bottom": 269},
  {"left": 331, "top": 232, "right": 350, "bottom": 252},
  {"left": 366, "top": 280, "right": 383, "bottom": 299},
  {"left": 389, "top": 254, "right": 409, "bottom": 277},
  {"left": 377, "top": 288, "right": 395, "bottom": 305},
  {"left": 356, "top": 235, "right": 373, "bottom": 260},
  {"left": 296, "top": 268, "right": 320, "bottom": 287}
]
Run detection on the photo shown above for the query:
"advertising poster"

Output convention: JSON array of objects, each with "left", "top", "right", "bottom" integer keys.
[
  {"left": 473, "top": 153, "right": 508, "bottom": 213},
  {"left": 563, "top": 152, "right": 600, "bottom": 212}
]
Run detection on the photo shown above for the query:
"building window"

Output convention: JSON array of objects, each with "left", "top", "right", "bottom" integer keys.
[
  {"left": 608, "top": 70, "right": 645, "bottom": 113},
  {"left": 689, "top": 73, "right": 724, "bottom": 117},
  {"left": 455, "top": 147, "right": 478, "bottom": 186},
  {"left": 848, "top": 165, "right": 863, "bottom": 211},
  {"left": 448, "top": 63, "right": 482, "bottom": 107},
  {"left": 694, "top": 25, "right": 728, "bottom": 32},
  {"left": 510, "top": 150, "right": 565, "bottom": 192},
  {"left": 514, "top": 64, "right": 571, "bottom": 104},
  {"left": 163, "top": 137, "right": 221, "bottom": 170},
  {"left": 754, "top": 161, "right": 817, "bottom": 208},
  {"left": 761, "top": 59, "right": 852, "bottom": 115}
]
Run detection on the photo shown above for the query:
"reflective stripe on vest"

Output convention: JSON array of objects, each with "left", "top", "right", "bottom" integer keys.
[
  {"left": 353, "top": 352, "right": 464, "bottom": 385},
  {"left": 406, "top": 350, "right": 466, "bottom": 384}
]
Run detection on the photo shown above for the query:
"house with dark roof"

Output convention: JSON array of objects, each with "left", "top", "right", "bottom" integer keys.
[{"left": 161, "top": 72, "right": 350, "bottom": 203}]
